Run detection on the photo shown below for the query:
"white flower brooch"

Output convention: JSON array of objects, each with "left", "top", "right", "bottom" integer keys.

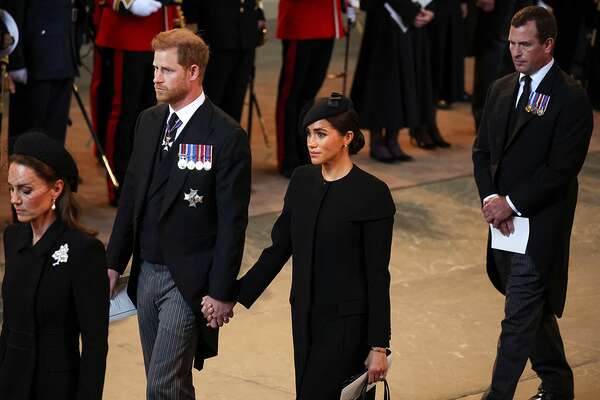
[{"left": 52, "top": 244, "right": 70, "bottom": 266}]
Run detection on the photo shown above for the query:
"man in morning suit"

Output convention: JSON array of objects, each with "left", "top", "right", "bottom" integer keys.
[
  {"left": 106, "top": 29, "right": 251, "bottom": 399},
  {"left": 473, "top": 6, "right": 593, "bottom": 400}
]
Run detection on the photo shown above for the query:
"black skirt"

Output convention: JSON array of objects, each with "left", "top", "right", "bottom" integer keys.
[{"left": 351, "top": 6, "right": 435, "bottom": 130}]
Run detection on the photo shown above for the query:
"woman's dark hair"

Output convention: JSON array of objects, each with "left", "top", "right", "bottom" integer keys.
[
  {"left": 10, "top": 154, "right": 96, "bottom": 236},
  {"left": 325, "top": 109, "right": 365, "bottom": 155}
]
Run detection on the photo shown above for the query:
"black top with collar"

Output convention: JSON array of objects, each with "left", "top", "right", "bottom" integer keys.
[{"left": 0, "top": 219, "right": 109, "bottom": 400}]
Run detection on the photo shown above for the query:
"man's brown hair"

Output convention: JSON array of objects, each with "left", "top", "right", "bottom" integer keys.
[
  {"left": 511, "top": 6, "right": 557, "bottom": 44},
  {"left": 151, "top": 28, "right": 210, "bottom": 74}
]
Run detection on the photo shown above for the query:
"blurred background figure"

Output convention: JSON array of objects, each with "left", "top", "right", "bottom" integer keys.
[
  {"left": 274, "top": 0, "right": 345, "bottom": 177},
  {"left": 91, "top": 0, "right": 183, "bottom": 206},
  {"left": 471, "top": 0, "right": 534, "bottom": 129},
  {"left": 183, "top": 0, "right": 266, "bottom": 123},
  {"left": 428, "top": 0, "right": 468, "bottom": 109},
  {"left": 3, "top": 0, "right": 90, "bottom": 152},
  {"left": 351, "top": 0, "right": 448, "bottom": 164}
]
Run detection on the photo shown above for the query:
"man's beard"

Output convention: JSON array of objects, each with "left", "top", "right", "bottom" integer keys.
[{"left": 155, "top": 83, "right": 188, "bottom": 105}]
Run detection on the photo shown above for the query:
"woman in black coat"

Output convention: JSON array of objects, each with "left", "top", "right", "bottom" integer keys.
[
  {"left": 0, "top": 132, "right": 109, "bottom": 400},
  {"left": 204, "top": 93, "right": 395, "bottom": 399},
  {"left": 351, "top": 0, "right": 450, "bottom": 163}
]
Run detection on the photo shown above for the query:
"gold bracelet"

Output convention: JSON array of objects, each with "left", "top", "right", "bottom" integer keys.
[{"left": 371, "top": 347, "right": 387, "bottom": 354}]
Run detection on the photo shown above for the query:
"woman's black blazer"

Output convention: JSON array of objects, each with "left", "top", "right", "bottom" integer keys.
[{"left": 0, "top": 219, "right": 109, "bottom": 400}]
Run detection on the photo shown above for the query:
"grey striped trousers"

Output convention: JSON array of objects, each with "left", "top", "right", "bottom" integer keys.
[{"left": 137, "top": 261, "right": 200, "bottom": 400}]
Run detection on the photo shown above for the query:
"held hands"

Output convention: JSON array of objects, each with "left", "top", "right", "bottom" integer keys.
[
  {"left": 365, "top": 349, "right": 388, "bottom": 384},
  {"left": 130, "top": 0, "right": 162, "bottom": 17},
  {"left": 201, "top": 295, "right": 235, "bottom": 329},
  {"left": 482, "top": 196, "right": 515, "bottom": 236},
  {"left": 414, "top": 9, "right": 434, "bottom": 28}
]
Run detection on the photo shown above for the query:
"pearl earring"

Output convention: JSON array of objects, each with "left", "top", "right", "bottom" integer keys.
[{"left": 51, "top": 199, "right": 56, "bottom": 210}]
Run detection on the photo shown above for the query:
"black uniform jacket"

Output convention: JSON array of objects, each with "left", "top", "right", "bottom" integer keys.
[
  {"left": 106, "top": 98, "right": 251, "bottom": 368},
  {"left": 0, "top": 219, "right": 109, "bottom": 400},
  {"left": 4, "top": 0, "right": 80, "bottom": 79},
  {"left": 183, "top": 0, "right": 260, "bottom": 50},
  {"left": 473, "top": 64, "right": 593, "bottom": 317},
  {"left": 237, "top": 165, "right": 395, "bottom": 391}
]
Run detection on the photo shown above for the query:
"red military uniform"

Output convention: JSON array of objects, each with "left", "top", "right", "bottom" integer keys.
[
  {"left": 91, "top": 0, "right": 181, "bottom": 205},
  {"left": 95, "top": 4, "right": 179, "bottom": 51},
  {"left": 275, "top": 0, "right": 345, "bottom": 176},
  {"left": 277, "top": 0, "right": 345, "bottom": 40}
]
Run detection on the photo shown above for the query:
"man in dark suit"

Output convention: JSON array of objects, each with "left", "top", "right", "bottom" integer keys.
[
  {"left": 183, "top": 0, "right": 265, "bottom": 122},
  {"left": 4, "top": 0, "right": 86, "bottom": 150},
  {"left": 106, "top": 28, "right": 251, "bottom": 399},
  {"left": 473, "top": 6, "right": 593, "bottom": 400}
]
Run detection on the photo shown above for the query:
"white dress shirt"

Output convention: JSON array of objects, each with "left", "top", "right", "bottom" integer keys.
[{"left": 167, "top": 91, "right": 206, "bottom": 142}]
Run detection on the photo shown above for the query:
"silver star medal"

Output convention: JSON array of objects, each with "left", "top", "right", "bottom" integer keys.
[
  {"left": 162, "top": 137, "right": 174, "bottom": 152},
  {"left": 184, "top": 188, "right": 203, "bottom": 208},
  {"left": 52, "top": 243, "right": 70, "bottom": 266}
]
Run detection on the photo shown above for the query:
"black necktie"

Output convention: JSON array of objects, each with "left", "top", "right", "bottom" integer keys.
[
  {"left": 161, "top": 112, "right": 182, "bottom": 154},
  {"left": 509, "top": 75, "right": 532, "bottom": 134}
]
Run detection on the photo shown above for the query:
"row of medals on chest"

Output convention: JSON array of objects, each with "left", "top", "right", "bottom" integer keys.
[{"left": 176, "top": 143, "right": 213, "bottom": 171}]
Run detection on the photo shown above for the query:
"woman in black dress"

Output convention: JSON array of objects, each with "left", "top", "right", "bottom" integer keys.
[
  {"left": 0, "top": 132, "right": 109, "bottom": 400},
  {"left": 204, "top": 93, "right": 395, "bottom": 399},
  {"left": 351, "top": 0, "right": 450, "bottom": 162}
]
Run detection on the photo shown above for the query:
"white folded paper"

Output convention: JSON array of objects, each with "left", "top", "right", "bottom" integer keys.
[
  {"left": 109, "top": 278, "right": 137, "bottom": 322},
  {"left": 490, "top": 216, "right": 530, "bottom": 254},
  {"left": 340, "top": 352, "right": 393, "bottom": 400}
]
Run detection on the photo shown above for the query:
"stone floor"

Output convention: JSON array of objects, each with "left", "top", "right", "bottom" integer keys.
[{"left": 1, "top": 18, "right": 599, "bottom": 400}]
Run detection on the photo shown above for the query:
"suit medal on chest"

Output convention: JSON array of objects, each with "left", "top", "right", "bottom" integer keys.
[
  {"left": 178, "top": 143, "right": 188, "bottom": 169},
  {"left": 525, "top": 91, "right": 550, "bottom": 116},
  {"left": 203, "top": 145, "right": 213, "bottom": 171},
  {"left": 178, "top": 144, "right": 213, "bottom": 171}
]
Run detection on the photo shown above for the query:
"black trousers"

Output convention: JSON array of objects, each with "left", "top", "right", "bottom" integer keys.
[
  {"left": 203, "top": 48, "right": 255, "bottom": 123},
  {"left": 275, "top": 39, "right": 334, "bottom": 176},
  {"left": 8, "top": 78, "right": 74, "bottom": 153},
  {"left": 91, "top": 47, "right": 156, "bottom": 205},
  {"left": 482, "top": 251, "right": 573, "bottom": 400}
]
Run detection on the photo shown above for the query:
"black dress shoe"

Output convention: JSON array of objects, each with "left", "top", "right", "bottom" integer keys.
[
  {"left": 386, "top": 138, "right": 414, "bottom": 162},
  {"left": 370, "top": 143, "right": 395, "bottom": 163},
  {"left": 528, "top": 388, "right": 573, "bottom": 400},
  {"left": 428, "top": 126, "right": 451, "bottom": 148},
  {"left": 436, "top": 99, "right": 451, "bottom": 110},
  {"left": 409, "top": 127, "right": 436, "bottom": 150}
]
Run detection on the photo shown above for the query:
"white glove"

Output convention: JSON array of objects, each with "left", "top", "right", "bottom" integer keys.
[
  {"left": 129, "top": 0, "right": 162, "bottom": 17},
  {"left": 347, "top": 6, "right": 357, "bottom": 24},
  {"left": 9, "top": 68, "right": 28, "bottom": 85}
]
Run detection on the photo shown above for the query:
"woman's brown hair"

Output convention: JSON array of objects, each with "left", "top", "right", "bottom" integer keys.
[{"left": 10, "top": 154, "right": 96, "bottom": 236}]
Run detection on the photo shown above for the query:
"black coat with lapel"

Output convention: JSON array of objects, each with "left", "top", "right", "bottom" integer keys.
[
  {"left": 106, "top": 98, "right": 251, "bottom": 368},
  {"left": 236, "top": 165, "right": 395, "bottom": 394},
  {"left": 473, "top": 64, "right": 593, "bottom": 316},
  {"left": 0, "top": 220, "right": 109, "bottom": 400}
]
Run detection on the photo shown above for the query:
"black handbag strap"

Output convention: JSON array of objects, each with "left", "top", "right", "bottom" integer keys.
[{"left": 360, "top": 379, "right": 391, "bottom": 400}]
